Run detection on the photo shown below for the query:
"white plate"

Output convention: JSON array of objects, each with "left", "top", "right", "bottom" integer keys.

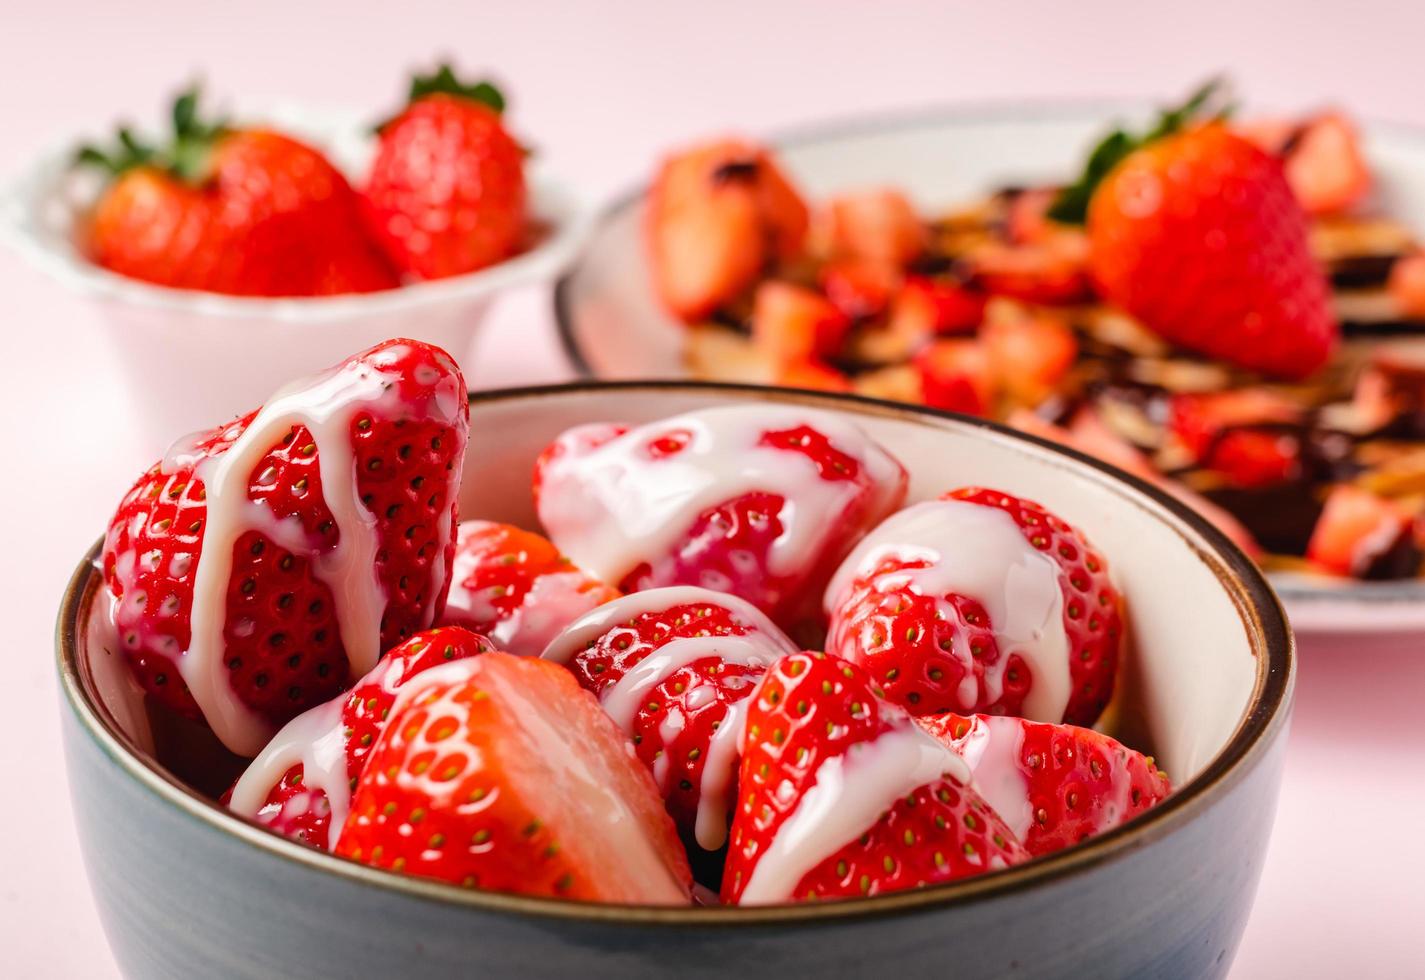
[{"left": 554, "top": 102, "right": 1425, "bottom": 638}]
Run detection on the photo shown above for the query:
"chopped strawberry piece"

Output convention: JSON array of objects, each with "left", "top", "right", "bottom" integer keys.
[
  {"left": 1169, "top": 390, "right": 1303, "bottom": 488},
  {"left": 819, "top": 259, "right": 899, "bottom": 320},
  {"left": 981, "top": 306, "right": 1078, "bottom": 405},
  {"left": 970, "top": 234, "right": 1092, "bottom": 305},
  {"left": 751, "top": 281, "right": 851, "bottom": 364},
  {"left": 776, "top": 360, "right": 853, "bottom": 393},
  {"left": 1307, "top": 486, "right": 1411, "bottom": 577},
  {"left": 1005, "top": 187, "right": 1063, "bottom": 245},
  {"left": 1255, "top": 112, "right": 1372, "bottom": 216},
  {"left": 893, "top": 277, "right": 986, "bottom": 336},
  {"left": 646, "top": 139, "right": 809, "bottom": 322},
  {"left": 919, "top": 713, "right": 1171, "bottom": 857},
  {"left": 337, "top": 652, "right": 692, "bottom": 903},
  {"left": 827, "top": 188, "right": 926, "bottom": 266},
  {"left": 1388, "top": 252, "right": 1425, "bottom": 319},
  {"left": 915, "top": 339, "right": 995, "bottom": 416}
]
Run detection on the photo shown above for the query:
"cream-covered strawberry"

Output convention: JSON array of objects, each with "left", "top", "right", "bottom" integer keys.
[
  {"left": 225, "top": 626, "right": 493, "bottom": 849},
  {"left": 918, "top": 713, "right": 1171, "bottom": 857},
  {"left": 439, "top": 520, "right": 618, "bottom": 656},
  {"left": 102, "top": 339, "right": 469, "bottom": 755},
  {"left": 824, "top": 488, "right": 1122, "bottom": 726},
  {"left": 534, "top": 405, "right": 907, "bottom": 635},
  {"left": 542, "top": 586, "right": 797, "bottom": 851}
]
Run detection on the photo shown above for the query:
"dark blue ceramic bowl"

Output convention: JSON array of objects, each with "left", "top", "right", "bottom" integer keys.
[{"left": 58, "top": 383, "right": 1293, "bottom": 979}]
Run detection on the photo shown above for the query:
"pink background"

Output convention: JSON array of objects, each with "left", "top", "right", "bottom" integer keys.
[{"left": 3, "top": 2, "right": 1422, "bottom": 975}]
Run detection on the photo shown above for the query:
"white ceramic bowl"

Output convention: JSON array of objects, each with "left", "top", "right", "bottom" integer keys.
[
  {"left": 1, "top": 104, "right": 590, "bottom": 441},
  {"left": 553, "top": 103, "right": 1425, "bottom": 640},
  {"left": 59, "top": 382, "right": 1292, "bottom": 979}
]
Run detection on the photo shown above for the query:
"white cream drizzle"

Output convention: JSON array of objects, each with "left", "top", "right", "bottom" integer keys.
[
  {"left": 541, "top": 586, "right": 797, "bottom": 850},
  {"left": 154, "top": 344, "right": 463, "bottom": 757},
  {"left": 535, "top": 405, "right": 906, "bottom": 587},
  {"left": 944, "top": 714, "right": 1034, "bottom": 841},
  {"left": 824, "top": 498, "right": 1073, "bottom": 723},
  {"left": 228, "top": 697, "right": 350, "bottom": 849},
  {"left": 737, "top": 721, "right": 972, "bottom": 905}
]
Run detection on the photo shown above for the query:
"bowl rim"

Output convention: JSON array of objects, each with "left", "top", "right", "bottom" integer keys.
[
  {"left": 0, "top": 106, "right": 592, "bottom": 324},
  {"left": 56, "top": 379, "right": 1294, "bottom": 927},
  {"left": 550, "top": 97, "right": 1425, "bottom": 615}
]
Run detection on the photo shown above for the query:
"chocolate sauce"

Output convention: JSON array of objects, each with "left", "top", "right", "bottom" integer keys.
[{"left": 1329, "top": 254, "right": 1401, "bottom": 290}]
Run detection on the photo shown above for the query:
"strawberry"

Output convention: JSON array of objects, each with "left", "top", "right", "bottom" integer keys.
[
  {"left": 825, "top": 487, "right": 1122, "bottom": 727},
  {"left": 750, "top": 281, "right": 850, "bottom": 364},
  {"left": 723, "top": 651, "right": 1027, "bottom": 904},
  {"left": 775, "top": 360, "right": 853, "bottom": 393},
  {"left": 646, "top": 138, "right": 809, "bottom": 321},
  {"left": 439, "top": 520, "right": 618, "bottom": 657},
  {"left": 225, "top": 626, "right": 493, "bottom": 848},
  {"left": 915, "top": 339, "right": 995, "bottom": 415},
  {"left": 1054, "top": 82, "right": 1338, "bottom": 379},
  {"left": 918, "top": 713, "right": 1171, "bottom": 857},
  {"left": 981, "top": 304, "right": 1078, "bottom": 406},
  {"left": 1243, "top": 111, "right": 1371, "bottom": 216},
  {"left": 1168, "top": 390, "right": 1304, "bottom": 488},
  {"left": 336, "top": 652, "right": 692, "bottom": 903},
  {"left": 826, "top": 188, "right": 926, "bottom": 267},
  {"left": 102, "top": 339, "right": 469, "bottom": 754},
  {"left": 1389, "top": 252, "right": 1425, "bottom": 319},
  {"left": 890, "top": 276, "right": 987, "bottom": 337},
  {"left": 80, "top": 88, "right": 397, "bottom": 296},
  {"left": 534, "top": 406, "right": 907, "bottom": 634},
  {"left": 819, "top": 258, "right": 899, "bottom": 321},
  {"left": 542, "top": 588, "right": 797, "bottom": 851},
  {"left": 363, "top": 65, "right": 527, "bottom": 280},
  {"left": 1307, "top": 485, "right": 1416, "bottom": 577}
]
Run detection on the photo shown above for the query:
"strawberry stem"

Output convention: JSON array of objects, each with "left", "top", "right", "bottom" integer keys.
[
  {"left": 408, "top": 63, "right": 506, "bottom": 113},
  {"left": 74, "top": 84, "right": 229, "bottom": 182},
  {"left": 1048, "top": 76, "right": 1234, "bottom": 225}
]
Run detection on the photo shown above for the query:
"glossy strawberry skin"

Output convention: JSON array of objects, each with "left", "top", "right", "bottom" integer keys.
[
  {"left": 336, "top": 653, "right": 692, "bottom": 903},
  {"left": 561, "top": 600, "right": 775, "bottom": 843},
  {"left": 723, "top": 652, "right": 1027, "bottom": 903},
  {"left": 363, "top": 94, "right": 527, "bottom": 280},
  {"left": 826, "top": 488, "right": 1122, "bottom": 727},
  {"left": 102, "top": 340, "right": 469, "bottom": 731},
  {"left": 234, "top": 627, "right": 494, "bottom": 847},
  {"left": 1088, "top": 123, "right": 1338, "bottom": 379},
  {"left": 920, "top": 713, "right": 1171, "bottom": 857},
  {"left": 90, "top": 131, "right": 398, "bottom": 297}
]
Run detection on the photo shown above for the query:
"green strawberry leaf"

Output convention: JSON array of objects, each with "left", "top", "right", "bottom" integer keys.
[
  {"left": 408, "top": 63, "right": 506, "bottom": 113},
  {"left": 1048, "top": 76, "right": 1233, "bottom": 225},
  {"left": 74, "top": 84, "right": 228, "bottom": 182}
]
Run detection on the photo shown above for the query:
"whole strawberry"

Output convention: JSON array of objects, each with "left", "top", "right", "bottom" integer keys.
[
  {"left": 542, "top": 586, "right": 798, "bottom": 851},
  {"left": 225, "top": 626, "right": 494, "bottom": 849},
  {"left": 336, "top": 652, "right": 692, "bottom": 904},
  {"left": 81, "top": 88, "right": 398, "bottom": 296},
  {"left": 919, "top": 713, "right": 1171, "bottom": 857},
  {"left": 1052, "top": 81, "right": 1338, "bottom": 379},
  {"left": 102, "top": 339, "right": 469, "bottom": 755},
  {"left": 363, "top": 65, "right": 526, "bottom": 280},
  {"left": 824, "top": 487, "right": 1122, "bottom": 727},
  {"left": 723, "top": 651, "right": 1028, "bottom": 904}
]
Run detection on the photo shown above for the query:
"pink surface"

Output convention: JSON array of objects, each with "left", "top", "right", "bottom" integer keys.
[{"left": 2, "top": 2, "right": 1422, "bottom": 975}]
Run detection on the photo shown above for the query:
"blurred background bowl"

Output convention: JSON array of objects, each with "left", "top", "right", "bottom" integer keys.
[
  {"left": 58, "top": 382, "right": 1292, "bottom": 980},
  {"left": 1, "top": 104, "right": 590, "bottom": 442}
]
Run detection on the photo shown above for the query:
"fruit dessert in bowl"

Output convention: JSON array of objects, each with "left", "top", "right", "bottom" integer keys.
[
  {"left": 2, "top": 67, "right": 587, "bottom": 442},
  {"left": 555, "top": 81, "right": 1425, "bottom": 634},
  {"left": 57, "top": 338, "right": 1291, "bottom": 979}
]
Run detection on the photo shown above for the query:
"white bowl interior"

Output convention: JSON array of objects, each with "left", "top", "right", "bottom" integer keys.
[
  {"left": 81, "top": 386, "right": 1267, "bottom": 796},
  {"left": 559, "top": 106, "right": 1425, "bottom": 630}
]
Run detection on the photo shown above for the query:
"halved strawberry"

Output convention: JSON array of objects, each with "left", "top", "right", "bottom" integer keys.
[
  {"left": 336, "top": 652, "right": 692, "bottom": 903},
  {"left": 918, "top": 713, "right": 1171, "bottom": 857},
  {"left": 820, "top": 258, "right": 899, "bottom": 320},
  {"left": 1306, "top": 485, "right": 1413, "bottom": 577},
  {"left": 915, "top": 339, "right": 995, "bottom": 416},
  {"left": 102, "top": 339, "right": 469, "bottom": 755},
  {"left": 534, "top": 406, "right": 907, "bottom": 633},
  {"left": 439, "top": 520, "right": 618, "bottom": 657},
  {"left": 646, "top": 139, "right": 809, "bottom": 322},
  {"left": 225, "top": 626, "right": 493, "bottom": 848},
  {"left": 750, "top": 280, "right": 851, "bottom": 364},
  {"left": 723, "top": 651, "right": 1027, "bottom": 904},
  {"left": 824, "top": 487, "right": 1122, "bottom": 727},
  {"left": 1169, "top": 390, "right": 1303, "bottom": 488},
  {"left": 1245, "top": 112, "right": 1371, "bottom": 216},
  {"left": 981, "top": 304, "right": 1078, "bottom": 406},
  {"left": 542, "top": 587, "right": 797, "bottom": 851},
  {"left": 827, "top": 188, "right": 926, "bottom": 267}
]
